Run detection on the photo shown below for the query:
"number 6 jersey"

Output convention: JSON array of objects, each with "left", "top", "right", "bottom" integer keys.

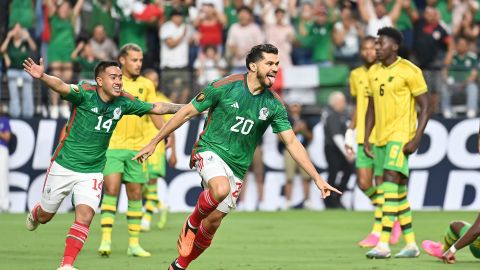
[
  {"left": 190, "top": 74, "right": 291, "bottom": 179},
  {"left": 366, "top": 57, "right": 427, "bottom": 146},
  {"left": 53, "top": 82, "right": 154, "bottom": 173}
]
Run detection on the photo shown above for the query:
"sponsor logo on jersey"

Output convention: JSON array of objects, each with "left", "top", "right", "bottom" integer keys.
[
  {"left": 230, "top": 102, "right": 239, "bottom": 109},
  {"left": 259, "top": 107, "right": 269, "bottom": 120},
  {"left": 113, "top": 107, "right": 122, "bottom": 120},
  {"left": 91, "top": 107, "right": 98, "bottom": 113},
  {"left": 195, "top": 92, "right": 206, "bottom": 102}
]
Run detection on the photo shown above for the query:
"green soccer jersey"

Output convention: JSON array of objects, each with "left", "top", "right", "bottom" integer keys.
[
  {"left": 190, "top": 74, "right": 292, "bottom": 179},
  {"left": 54, "top": 82, "right": 154, "bottom": 173}
]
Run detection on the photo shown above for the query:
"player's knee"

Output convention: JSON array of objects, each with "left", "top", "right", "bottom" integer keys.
[
  {"left": 357, "top": 180, "right": 372, "bottom": 191},
  {"left": 449, "top": 221, "right": 465, "bottom": 233},
  {"left": 211, "top": 183, "right": 230, "bottom": 202}
]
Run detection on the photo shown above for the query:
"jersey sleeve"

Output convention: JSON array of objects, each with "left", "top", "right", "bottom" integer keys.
[
  {"left": 271, "top": 104, "right": 292, "bottom": 134},
  {"left": 407, "top": 67, "right": 428, "bottom": 97},
  {"left": 366, "top": 68, "right": 374, "bottom": 97},
  {"left": 191, "top": 84, "right": 223, "bottom": 112},
  {"left": 349, "top": 72, "right": 357, "bottom": 97},
  {"left": 125, "top": 97, "right": 155, "bottom": 116},
  {"left": 145, "top": 80, "right": 157, "bottom": 103},
  {"left": 62, "top": 82, "right": 87, "bottom": 105}
]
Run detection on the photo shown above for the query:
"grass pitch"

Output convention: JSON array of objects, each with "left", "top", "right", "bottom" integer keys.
[{"left": 1, "top": 211, "right": 478, "bottom": 270}]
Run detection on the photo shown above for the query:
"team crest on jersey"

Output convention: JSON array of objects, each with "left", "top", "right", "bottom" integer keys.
[
  {"left": 195, "top": 92, "right": 206, "bottom": 102},
  {"left": 259, "top": 107, "right": 269, "bottom": 120},
  {"left": 139, "top": 88, "right": 143, "bottom": 94},
  {"left": 113, "top": 107, "right": 122, "bottom": 120},
  {"left": 388, "top": 76, "right": 394, "bottom": 82}
]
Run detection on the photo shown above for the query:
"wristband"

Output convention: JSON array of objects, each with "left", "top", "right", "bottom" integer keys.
[{"left": 449, "top": 245, "right": 457, "bottom": 254}]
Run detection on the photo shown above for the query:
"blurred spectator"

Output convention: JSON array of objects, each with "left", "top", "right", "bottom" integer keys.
[
  {"left": 333, "top": 5, "right": 364, "bottom": 67},
  {"left": 9, "top": 0, "right": 35, "bottom": 31},
  {"left": 88, "top": 0, "right": 115, "bottom": 37},
  {"left": 299, "top": 6, "right": 335, "bottom": 66},
  {"left": 89, "top": 24, "right": 119, "bottom": 61},
  {"left": 323, "top": 91, "right": 354, "bottom": 209},
  {"left": 226, "top": 6, "right": 264, "bottom": 73},
  {"left": 452, "top": 0, "right": 479, "bottom": 33},
  {"left": 46, "top": 0, "right": 84, "bottom": 119},
  {"left": 426, "top": 0, "right": 452, "bottom": 29},
  {"left": 453, "top": 10, "right": 479, "bottom": 45},
  {"left": 358, "top": 0, "right": 402, "bottom": 37},
  {"left": 1, "top": 23, "right": 37, "bottom": 118},
  {"left": 0, "top": 107, "right": 11, "bottom": 212},
  {"left": 193, "top": 3, "right": 227, "bottom": 52},
  {"left": 224, "top": 0, "right": 245, "bottom": 28},
  {"left": 292, "top": 2, "right": 314, "bottom": 65},
  {"left": 163, "top": 0, "right": 190, "bottom": 21},
  {"left": 71, "top": 41, "right": 100, "bottom": 83},
  {"left": 412, "top": 6, "right": 453, "bottom": 112},
  {"left": 197, "top": 0, "right": 224, "bottom": 12},
  {"left": 194, "top": 45, "right": 227, "bottom": 88},
  {"left": 440, "top": 37, "right": 478, "bottom": 118},
  {"left": 386, "top": 0, "right": 419, "bottom": 50},
  {"left": 160, "top": 9, "right": 194, "bottom": 103},
  {"left": 282, "top": 103, "right": 313, "bottom": 210},
  {"left": 118, "top": 13, "right": 148, "bottom": 55},
  {"left": 264, "top": 8, "right": 294, "bottom": 66},
  {"left": 261, "top": 0, "right": 292, "bottom": 25}
]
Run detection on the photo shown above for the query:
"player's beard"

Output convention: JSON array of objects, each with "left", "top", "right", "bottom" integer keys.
[{"left": 257, "top": 70, "right": 276, "bottom": 88}]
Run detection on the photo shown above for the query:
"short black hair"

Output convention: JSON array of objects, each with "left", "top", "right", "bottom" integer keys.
[
  {"left": 238, "top": 6, "right": 253, "bottom": 15},
  {"left": 275, "top": 8, "right": 286, "bottom": 15},
  {"left": 245, "top": 44, "right": 278, "bottom": 70},
  {"left": 377, "top": 27, "right": 403, "bottom": 45},
  {"left": 170, "top": 8, "right": 184, "bottom": 17},
  {"left": 95, "top": 61, "right": 120, "bottom": 79}
]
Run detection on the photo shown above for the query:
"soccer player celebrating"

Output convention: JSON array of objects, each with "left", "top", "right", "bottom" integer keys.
[
  {"left": 345, "top": 36, "right": 401, "bottom": 248},
  {"left": 98, "top": 44, "right": 162, "bottom": 257},
  {"left": 364, "top": 27, "right": 430, "bottom": 259},
  {"left": 422, "top": 216, "right": 480, "bottom": 263},
  {"left": 133, "top": 44, "right": 341, "bottom": 270},
  {"left": 23, "top": 58, "right": 182, "bottom": 270}
]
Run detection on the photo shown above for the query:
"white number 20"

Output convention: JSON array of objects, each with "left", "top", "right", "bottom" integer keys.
[
  {"left": 230, "top": 116, "right": 254, "bottom": 135},
  {"left": 95, "top": 116, "right": 113, "bottom": 132}
]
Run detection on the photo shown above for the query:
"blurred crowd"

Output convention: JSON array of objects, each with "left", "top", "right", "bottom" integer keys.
[{"left": 0, "top": 0, "right": 479, "bottom": 120}]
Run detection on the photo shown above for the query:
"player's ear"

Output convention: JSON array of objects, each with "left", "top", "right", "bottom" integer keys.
[
  {"left": 249, "top": 62, "right": 257, "bottom": 72},
  {"left": 96, "top": 77, "right": 103, "bottom": 87},
  {"left": 118, "top": 56, "right": 125, "bottom": 66}
]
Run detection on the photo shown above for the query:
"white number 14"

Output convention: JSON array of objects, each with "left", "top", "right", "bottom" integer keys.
[{"left": 95, "top": 116, "right": 113, "bottom": 132}]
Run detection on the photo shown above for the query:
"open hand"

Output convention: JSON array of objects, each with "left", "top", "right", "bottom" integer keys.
[
  {"left": 364, "top": 141, "right": 375, "bottom": 158},
  {"left": 403, "top": 139, "right": 419, "bottom": 155},
  {"left": 23, "top": 58, "right": 45, "bottom": 79}
]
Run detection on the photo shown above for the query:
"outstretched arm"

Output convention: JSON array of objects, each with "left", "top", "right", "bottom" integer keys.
[
  {"left": 278, "top": 129, "right": 342, "bottom": 198},
  {"left": 133, "top": 103, "right": 200, "bottom": 163},
  {"left": 149, "top": 102, "right": 185, "bottom": 115},
  {"left": 23, "top": 58, "right": 71, "bottom": 96},
  {"left": 442, "top": 214, "right": 480, "bottom": 263}
]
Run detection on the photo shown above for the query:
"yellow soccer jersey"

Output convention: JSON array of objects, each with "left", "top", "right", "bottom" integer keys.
[
  {"left": 108, "top": 76, "right": 157, "bottom": 150},
  {"left": 350, "top": 65, "right": 376, "bottom": 145},
  {"left": 366, "top": 57, "right": 427, "bottom": 146},
  {"left": 143, "top": 92, "right": 174, "bottom": 156}
]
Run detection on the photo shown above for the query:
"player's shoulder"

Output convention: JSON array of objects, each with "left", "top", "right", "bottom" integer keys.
[
  {"left": 368, "top": 63, "right": 381, "bottom": 74},
  {"left": 78, "top": 81, "right": 97, "bottom": 92},
  {"left": 351, "top": 66, "right": 369, "bottom": 77},
  {"left": 267, "top": 90, "right": 286, "bottom": 108},
  {"left": 398, "top": 58, "right": 422, "bottom": 74},
  {"left": 119, "top": 90, "right": 136, "bottom": 102},
  {"left": 211, "top": 73, "right": 245, "bottom": 89}
]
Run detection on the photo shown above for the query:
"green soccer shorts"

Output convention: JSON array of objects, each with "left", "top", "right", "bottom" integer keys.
[
  {"left": 356, "top": 144, "right": 384, "bottom": 177},
  {"left": 460, "top": 222, "right": 480, "bottom": 259},
  {"left": 104, "top": 149, "right": 148, "bottom": 183},
  {"left": 383, "top": 141, "right": 410, "bottom": 177},
  {"left": 147, "top": 152, "right": 166, "bottom": 179}
]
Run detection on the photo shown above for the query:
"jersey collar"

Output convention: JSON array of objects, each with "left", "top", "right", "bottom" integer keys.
[{"left": 381, "top": 57, "right": 401, "bottom": 69}]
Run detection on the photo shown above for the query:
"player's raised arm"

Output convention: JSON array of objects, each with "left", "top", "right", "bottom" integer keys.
[
  {"left": 149, "top": 101, "right": 185, "bottom": 115},
  {"left": 23, "top": 58, "right": 71, "bottom": 96},
  {"left": 278, "top": 129, "right": 342, "bottom": 198},
  {"left": 133, "top": 103, "right": 201, "bottom": 163}
]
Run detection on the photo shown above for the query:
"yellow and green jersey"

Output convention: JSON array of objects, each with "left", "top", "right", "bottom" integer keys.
[
  {"left": 108, "top": 75, "right": 157, "bottom": 151},
  {"left": 350, "top": 65, "right": 376, "bottom": 145},
  {"left": 143, "top": 92, "right": 174, "bottom": 156},
  {"left": 366, "top": 57, "right": 427, "bottom": 146},
  {"left": 54, "top": 82, "right": 153, "bottom": 173},
  {"left": 191, "top": 74, "right": 292, "bottom": 179}
]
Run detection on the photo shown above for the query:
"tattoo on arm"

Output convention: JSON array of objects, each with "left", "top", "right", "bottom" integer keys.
[{"left": 153, "top": 102, "right": 185, "bottom": 115}]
